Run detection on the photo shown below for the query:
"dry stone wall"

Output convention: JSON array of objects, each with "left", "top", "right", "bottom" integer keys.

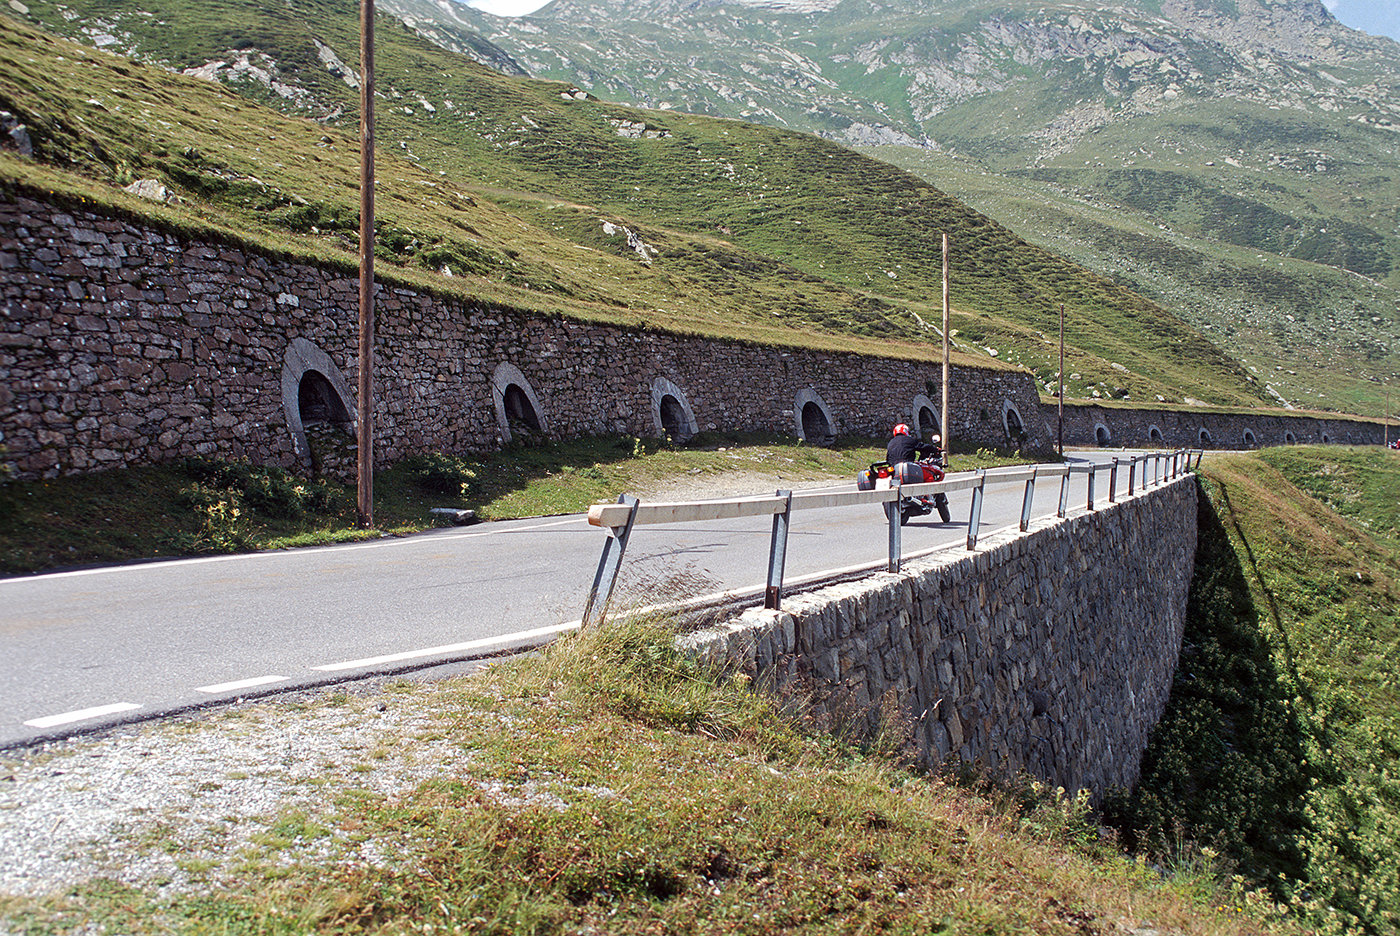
[
  {"left": 1041, "top": 401, "right": 1380, "bottom": 450},
  {"left": 0, "top": 191, "right": 1384, "bottom": 480},
  {"left": 0, "top": 193, "right": 1039, "bottom": 479},
  {"left": 683, "top": 477, "right": 1198, "bottom": 798}
]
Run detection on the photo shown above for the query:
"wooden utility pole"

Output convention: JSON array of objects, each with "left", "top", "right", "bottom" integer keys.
[
  {"left": 941, "top": 233, "right": 950, "bottom": 461},
  {"left": 356, "top": 0, "right": 376, "bottom": 529},
  {"left": 1057, "top": 303, "right": 1065, "bottom": 458}
]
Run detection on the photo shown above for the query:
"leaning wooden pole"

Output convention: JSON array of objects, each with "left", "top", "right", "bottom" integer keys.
[
  {"left": 356, "top": 0, "right": 376, "bottom": 529},
  {"left": 941, "top": 233, "right": 950, "bottom": 461},
  {"left": 1058, "top": 303, "right": 1065, "bottom": 458}
]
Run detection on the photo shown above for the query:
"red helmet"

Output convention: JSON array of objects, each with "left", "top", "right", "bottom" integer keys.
[{"left": 892, "top": 423, "right": 911, "bottom": 436}]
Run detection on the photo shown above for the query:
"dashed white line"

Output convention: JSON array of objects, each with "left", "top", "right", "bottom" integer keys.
[
  {"left": 310, "top": 621, "right": 581, "bottom": 672},
  {"left": 194, "top": 675, "right": 290, "bottom": 694},
  {"left": 24, "top": 702, "right": 142, "bottom": 729}
]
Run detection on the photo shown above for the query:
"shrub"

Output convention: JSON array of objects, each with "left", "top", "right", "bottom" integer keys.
[
  {"left": 400, "top": 453, "right": 480, "bottom": 498},
  {"left": 178, "top": 458, "right": 334, "bottom": 520}
]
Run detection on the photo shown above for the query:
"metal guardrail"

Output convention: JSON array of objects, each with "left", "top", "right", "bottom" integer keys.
[{"left": 582, "top": 449, "right": 1202, "bottom": 626}]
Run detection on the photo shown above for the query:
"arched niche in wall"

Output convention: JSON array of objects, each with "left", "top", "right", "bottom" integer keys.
[
  {"left": 1094, "top": 422, "right": 1112, "bottom": 447},
  {"left": 491, "top": 362, "right": 548, "bottom": 445},
  {"left": 794, "top": 388, "right": 835, "bottom": 446},
  {"left": 910, "top": 393, "right": 940, "bottom": 439},
  {"left": 1001, "top": 400, "right": 1026, "bottom": 443},
  {"left": 1199, "top": 427, "right": 1213, "bottom": 446},
  {"left": 1242, "top": 428, "right": 1257, "bottom": 448},
  {"left": 651, "top": 376, "right": 698, "bottom": 442},
  {"left": 1148, "top": 425, "right": 1164, "bottom": 444},
  {"left": 1321, "top": 432, "right": 1331, "bottom": 444},
  {"left": 1285, "top": 431, "right": 1297, "bottom": 444},
  {"left": 281, "top": 337, "right": 356, "bottom": 466}
]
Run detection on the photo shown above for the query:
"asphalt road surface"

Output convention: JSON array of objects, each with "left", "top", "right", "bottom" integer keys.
[{"left": 0, "top": 450, "right": 1152, "bottom": 748}]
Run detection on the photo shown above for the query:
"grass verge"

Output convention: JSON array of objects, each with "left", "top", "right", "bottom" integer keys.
[
  {"left": 0, "top": 434, "right": 1032, "bottom": 576},
  {"left": 0, "top": 616, "right": 1302, "bottom": 935}
]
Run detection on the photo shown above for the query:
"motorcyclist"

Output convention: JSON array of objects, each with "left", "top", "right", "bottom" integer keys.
[{"left": 886, "top": 423, "right": 938, "bottom": 465}]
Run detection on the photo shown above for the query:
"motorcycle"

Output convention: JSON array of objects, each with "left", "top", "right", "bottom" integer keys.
[{"left": 856, "top": 456, "right": 952, "bottom": 525}]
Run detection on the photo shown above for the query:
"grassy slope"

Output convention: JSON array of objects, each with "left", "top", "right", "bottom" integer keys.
[
  {"left": 0, "top": 2, "right": 1273, "bottom": 408},
  {"left": 422, "top": 0, "right": 1400, "bottom": 417},
  {"left": 1111, "top": 447, "right": 1400, "bottom": 935},
  {"left": 867, "top": 135, "right": 1400, "bottom": 416},
  {"left": 0, "top": 618, "right": 1306, "bottom": 936}
]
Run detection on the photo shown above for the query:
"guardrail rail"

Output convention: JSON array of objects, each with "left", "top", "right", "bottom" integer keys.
[{"left": 582, "top": 450, "right": 1202, "bottom": 626}]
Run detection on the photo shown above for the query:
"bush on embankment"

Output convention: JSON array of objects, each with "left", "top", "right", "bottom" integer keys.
[{"left": 1108, "top": 447, "right": 1400, "bottom": 935}]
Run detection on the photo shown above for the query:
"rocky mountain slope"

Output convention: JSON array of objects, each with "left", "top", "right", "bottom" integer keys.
[{"left": 379, "top": 0, "right": 1400, "bottom": 415}]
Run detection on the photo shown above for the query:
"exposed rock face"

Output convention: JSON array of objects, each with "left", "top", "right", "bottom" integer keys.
[
  {"left": 0, "top": 111, "right": 32, "bottom": 157},
  {"left": 376, "top": 0, "right": 1400, "bottom": 156}
]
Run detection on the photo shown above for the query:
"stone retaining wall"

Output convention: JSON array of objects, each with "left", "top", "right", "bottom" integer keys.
[
  {"left": 0, "top": 191, "right": 1384, "bottom": 480},
  {"left": 0, "top": 193, "right": 1039, "bottom": 479},
  {"left": 683, "top": 477, "right": 1198, "bottom": 798},
  {"left": 1041, "top": 401, "right": 1380, "bottom": 450}
]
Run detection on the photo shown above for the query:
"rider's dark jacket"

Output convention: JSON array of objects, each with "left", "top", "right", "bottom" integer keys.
[{"left": 886, "top": 435, "right": 937, "bottom": 465}]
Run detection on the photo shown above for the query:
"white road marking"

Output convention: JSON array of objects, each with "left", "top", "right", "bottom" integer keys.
[
  {"left": 24, "top": 702, "right": 141, "bottom": 728},
  {"left": 0, "top": 516, "right": 592, "bottom": 585},
  {"left": 311, "top": 621, "right": 582, "bottom": 672},
  {"left": 194, "top": 675, "right": 289, "bottom": 694}
]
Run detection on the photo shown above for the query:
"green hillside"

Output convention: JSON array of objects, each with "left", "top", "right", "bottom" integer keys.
[
  {"left": 869, "top": 144, "right": 1400, "bottom": 415},
  {"left": 1111, "top": 447, "right": 1400, "bottom": 935},
  {"left": 375, "top": 0, "right": 1400, "bottom": 417},
  {"left": 0, "top": 0, "right": 1272, "bottom": 407}
]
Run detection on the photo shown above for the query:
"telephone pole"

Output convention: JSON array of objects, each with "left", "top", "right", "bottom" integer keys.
[
  {"left": 356, "top": 0, "right": 376, "bottom": 528},
  {"left": 941, "top": 233, "right": 950, "bottom": 462},
  {"left": 1057, "top": 303, "right": 1065, "bottom": 458}
]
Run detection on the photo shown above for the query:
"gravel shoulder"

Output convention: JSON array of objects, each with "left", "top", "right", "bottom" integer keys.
[{"left": 0, "top": 670, "right": 491, "bottom": 903}]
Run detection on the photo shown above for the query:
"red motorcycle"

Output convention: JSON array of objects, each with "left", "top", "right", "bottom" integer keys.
[{"left": 857, "top": 457, "right": 952, "bottom": 525}]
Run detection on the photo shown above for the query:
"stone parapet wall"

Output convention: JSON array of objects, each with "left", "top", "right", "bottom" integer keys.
[
  {"left": 684, "top": 477, "right": 1198, "bottom": 798},
  {"left": 0, "top": 193, "right": 1040, "bottom": 479}
]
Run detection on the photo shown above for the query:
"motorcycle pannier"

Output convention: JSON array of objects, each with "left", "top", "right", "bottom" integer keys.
[
  {"left": 893, "top": 461, "right": 926, "bottom": 485},
  {"left": 856, "top": 468, "right": 878, "bottom": 491}
]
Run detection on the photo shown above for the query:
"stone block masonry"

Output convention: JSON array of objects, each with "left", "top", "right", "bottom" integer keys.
[
  {"left": 684, "top": 478, "right": 1198, "bottom": 798},
  {"left": 0, "top": 190, "right": 1384, "bottom": 480},
  {"left": 0, "top": 193, "right": 1038, "bottom": 479}
]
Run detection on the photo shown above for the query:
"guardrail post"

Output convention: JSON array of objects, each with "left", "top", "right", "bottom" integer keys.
[
  {"left": 1109, "top": 458, "right": 1119, "bottom": 503},
  {"left": 887, "top": 480, "right": 902, "bottom": 572},
  {"left": 1019, "top": 467, "right": 1037, "bottom": 532},
  {"left": 582, "top": 494, "right": 639, "bottom": 628},
  {"left": 765, "top": 490, "right": 793, "bottom": 610},
  {"left": 1128, "top": 457, "right": 1137, "bottom": 496},
  {"left": 1086, "top": 464, "right": 1096, "bottom": 511},
  {"left": 967, "top": 469, "right": 987, "bottom": 550},
  {"left": 1058, "top": 467, "right": 1070, "bottom": 518},
  {"left": 1195, "top": 449, "right": 1204, "bottom": 470},
  {"left": 1153, "top": 454, "right": 1161, "bottom": 486}
]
